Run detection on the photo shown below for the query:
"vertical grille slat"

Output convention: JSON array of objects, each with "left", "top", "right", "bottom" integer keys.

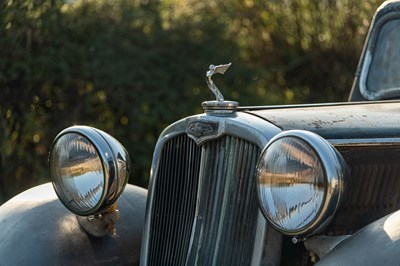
[
  {"left": 370, "top": 166, "right": 384, "bottom": 206},
  {"left": 147, "top": 133, "right": 261, "bottom": 266},
  {"left": 380, "top": 165, "right": 393, "bottom": 206},
  {"left": 236, "top": 143, "right": 259, "bottom": 264},
  {"left": 176, "top": 137, "right": 192, "bottom": 265}
]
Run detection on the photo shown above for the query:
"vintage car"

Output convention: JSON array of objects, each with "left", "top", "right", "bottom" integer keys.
[{"left": 1, "top": 1, "right": 400, "bottom": 265}]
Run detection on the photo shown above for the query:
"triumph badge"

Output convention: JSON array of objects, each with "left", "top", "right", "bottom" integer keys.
[{"left": 203, "top": 63, "right": 238, "bottom": 114}]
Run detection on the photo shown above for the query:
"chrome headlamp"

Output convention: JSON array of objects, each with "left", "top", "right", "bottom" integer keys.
[
  {"left": 49, "top": 126, "right": 130, "bottom": 216},
  {"left": 256, "top": 130, "right": 348, "bottom": 236}
]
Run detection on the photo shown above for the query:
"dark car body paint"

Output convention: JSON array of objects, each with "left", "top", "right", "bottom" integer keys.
[
  {"left": 243, "top": 101, "right": 400, "bottom": 140},
  {"left": 0, "top": 183, "right": 146, "bottom": 266}
]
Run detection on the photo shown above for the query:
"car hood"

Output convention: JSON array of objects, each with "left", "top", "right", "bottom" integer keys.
[{"left": 242, "top": 101, "right": 400, "bottom": 140}]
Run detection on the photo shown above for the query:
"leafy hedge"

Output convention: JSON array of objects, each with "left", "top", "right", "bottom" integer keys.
[{"left": 0, "top": 0, "right": 381, "bottom": 203}]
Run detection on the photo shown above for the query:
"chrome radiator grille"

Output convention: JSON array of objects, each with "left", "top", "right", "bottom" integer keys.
[
  {"left": 147, "top": 134, "right": 261, "bottom": 265},
  {"left": 148, "top": 134, "right": 201, "bottom": 265}
]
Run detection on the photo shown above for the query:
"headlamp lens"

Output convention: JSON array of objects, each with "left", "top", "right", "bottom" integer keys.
[
  {"left": 50, "top": 133, "right": 105, "bottom": 214},
  {"left": 257, "top": 136, "right": 326, "bottom": 234}
]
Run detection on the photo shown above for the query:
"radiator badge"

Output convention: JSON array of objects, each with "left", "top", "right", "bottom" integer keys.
[{"left": 186, "top": 121, "right": 220, "bottom": 145}]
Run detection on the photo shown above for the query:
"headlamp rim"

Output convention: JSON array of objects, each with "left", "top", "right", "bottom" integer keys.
[
  {"left": 49, "top": 126, "right": 128, "bottom": 216},
  {"left": 256, "top": 130, "right": 347, "bottom": 236}
]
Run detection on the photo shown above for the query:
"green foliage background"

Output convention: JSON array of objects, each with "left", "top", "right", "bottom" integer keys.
[{"left": 0, "top": 0, "right": 382, "bottom": 204}]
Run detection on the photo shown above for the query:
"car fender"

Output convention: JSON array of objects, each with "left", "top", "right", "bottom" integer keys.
[
  {"left": 318, "top": 209, "right": 400, "bottom": 265},
  {"left": 0, "top": 183, "right": 147, "bottom": 265}
]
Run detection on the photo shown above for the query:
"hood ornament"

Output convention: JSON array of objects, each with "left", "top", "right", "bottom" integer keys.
[
  {"left": 206, "top": 63, "right": 231, "bottom": 102},
  {"left": 203, "top": 63, "right": 238, "bottom": 114}
]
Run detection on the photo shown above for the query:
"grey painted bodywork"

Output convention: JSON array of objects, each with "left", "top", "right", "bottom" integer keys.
[
  {"left": 0, "top": 183, "right": 147, "bottom": 265},
  {"left": 317, "top": 209, "right": 400, "bottom": 265}
]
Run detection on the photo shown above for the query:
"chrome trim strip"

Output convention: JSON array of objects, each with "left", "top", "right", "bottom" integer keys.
[
  {"left": 329, "top": 138, "right": 400, "bottom": 146},
  {"left": 239, "top": 99, "right": 400, "bottom": 111},
  {"left": 251, "top": 211, "right": 267, "bottom": 266},
  {"left": 140, "top": 112, "right": 281, "bottom": 265}
]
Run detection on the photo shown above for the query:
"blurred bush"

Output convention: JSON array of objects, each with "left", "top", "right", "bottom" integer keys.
[{"left": 0, "top": 0, "right": 381, "bottom": 203}]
